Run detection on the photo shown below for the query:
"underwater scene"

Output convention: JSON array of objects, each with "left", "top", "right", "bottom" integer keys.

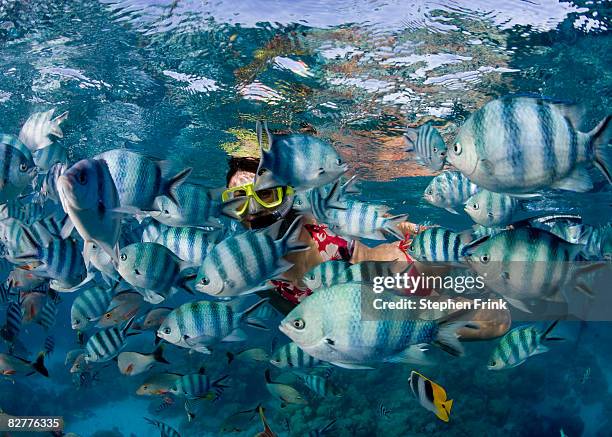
[{"left": 0, "top": 0, "right": 611, "bottom": 436}]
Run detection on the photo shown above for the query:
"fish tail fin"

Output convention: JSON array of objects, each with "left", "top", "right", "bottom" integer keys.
[
  {"left": 153, "top": 344, "right": 170, "bottom": 364},
  {"left": 239, "top": 298, "right": 270, "bottom": 330},
  {"left": 403, "top": 127, "right": 419, "bottom": 151},
  {"left": 590, "top": 115, "right": 612, "bottom": 184},
  {"left": 280, "top": 216, "right": 310, "bottom": 253},
  {"left": 13, "top": 225, "right": 41, "bottom": 262},
  {"left": 383, "top": 213, "right": 410, "bottom": 240},
  {"left": 164, "top": 167, "right": 193, "bottom": 206},
  {"left": 540, "top": 319, "right": 564, "bottom": 342},
  {"left": 50, "top": 111, "right": 69, "bottom": 138},
  {"left": 212, "top": 374, "right": 230, "bottom": 389},
  {"left": 122, "top": 315, "right": 137, "bottom": 336},
  {"left": 436, "top": 399, "right": 453, "bottom": 422},
  {"left": 32, "top": 351, "right": 49, "bottom": 377},
  {"left": 433, "top": 310, "right": 473, "bottom": 357}
]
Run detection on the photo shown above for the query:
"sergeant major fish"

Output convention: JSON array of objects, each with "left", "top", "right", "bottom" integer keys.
[
  {"left": 196, "top": 218, "right": 308, "bottom": 297},
  {"left": 404, "top": 122, "right": 447, "bottom": 171},
  {"left": 16, "top": 232, "right": 86, "bottom": 290},
  {"left": 83, "top": 317, "right": 135, "bottom": 363},
  {"left": 95, "top": 149, "right": 192, "bottom": 211},
  {"left": 0, "top": 139, "right": 37, "bottom": 203},
  {"left": 151, "top": 182, "right": 222, "bottom": 228},
  {"left": 254, "top": 121, "right": 348, "bottom": 191},
  {"left": 157, "top": 298, "right": 268, "bottom": 354},
  {"left": 170, "top": 371, "right": 230, "bottom": 400},
  {"left": 270, "top": 342, "right": 330, "bottom": 370},
  {"left": 144, "top": 418, "right": 180, "bottom": 437},
  {"left": 408, "top": 227, "right": 473, "bottom": 263},
  {"left": 280, "top": 283, "right": 472, "bottom": 369},
  {"left": 447, "top": 96, "right": 612, "bottom": 193},
  {"left": 465, "top": 228, "right": 592, "bottom": 311},
  {"left": 488, "top": 320, "right": 562, "bottom": 370},
  {"left": 71, "top": 285, "right": 117, "bottom": 330},
  {"left": 323, "top": 200, "right": 408, "bottom": 241},
  {"left": 423, "top": 171, "right": 480, "bottom": 215},
  {"left": 57, "top": 158, "right": 122, "bottom": 263},
  {"left": 141, "top": 222, "right": 218, "bottom": 265},
  {"left": 116, "top": 242, "right": 196, "bottom": 304}
]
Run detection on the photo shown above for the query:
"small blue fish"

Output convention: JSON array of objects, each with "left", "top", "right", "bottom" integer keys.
[
  {"left": 144, "top": 418, "right": 180, "bottom": 437},
  {"left": 404, "top": 122, "right": 447, "bottom": 171},
  {"left": 95, "top": 149, "right": 192, "bottom": 211},
  {"left": 423, "top": 171, "right": 480, "bottom": 214},
  {"left": 254, "top": 121, "right": 348, "bottom": 191}
]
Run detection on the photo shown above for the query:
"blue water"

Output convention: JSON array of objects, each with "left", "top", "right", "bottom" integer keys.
[{"left": 0, "top": 1, "right": 611, "bottom": 436}]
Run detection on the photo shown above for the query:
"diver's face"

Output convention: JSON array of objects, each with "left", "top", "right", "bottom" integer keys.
[{"left": 227, "top": 171, "right": 284, "bottom": 229}]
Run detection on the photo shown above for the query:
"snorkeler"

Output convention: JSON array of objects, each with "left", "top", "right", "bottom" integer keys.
[{"left": 219, "top": 129, "right": 511, "bottom": 340}]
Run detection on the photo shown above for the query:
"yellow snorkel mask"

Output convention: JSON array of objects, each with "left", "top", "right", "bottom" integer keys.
[{"left": 221, "top": 183, "right": 295, "bottom": 217}]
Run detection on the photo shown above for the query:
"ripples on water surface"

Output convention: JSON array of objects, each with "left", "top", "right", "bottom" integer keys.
[{"left": 0, "top": 0, "right": 611, "bottom": 436}]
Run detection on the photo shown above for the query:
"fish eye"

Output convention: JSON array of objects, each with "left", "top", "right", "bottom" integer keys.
[
  {"left": 200, "top": 277, "right": 209, "bottom": 285},
  {"left": 335, "top": 158, "right": 342, "bottom": 165},
  {"left": 292, "top": 318, "right": 305, "bottom": 330},
  {"left": 19, "top": 162, "right": 28, "bottom": 172},
  {"left": 120, "top": 253, "right": 127, "bottom": 261},
  {"left": 104, "top": 313, "right": 112, "bottom": 319},
  {"left": 142, "top": 385, "right": 148, "bottom": 390},
  {"left": 480, "top": 254, "right": 490, "bottom": 264},
  {"left": 426, "top": 189, "right": 433, "bottom": 195},
  {"left": 163, "top": 327, "right": 171, "bottom": 335},
  {"left": 163, "top": 209, "right": 169, "bottom": 215},
  {"left": 432, "top": 147, "right": 438, "bottom": 153},
  {"left": 295, "top": 199, "right": 302, "bottom": 205},
  {"left": 409, "top": 243, "right": 414, "bottom": 252},
  {"left": 453, "top": 142, "right": 462, "bottom": 155},
  {"left": 77, "top": 171, "right": 87, "bottom": 185},
  {"left": 472, "top": 203, "right": 479, "bottom": 210}
]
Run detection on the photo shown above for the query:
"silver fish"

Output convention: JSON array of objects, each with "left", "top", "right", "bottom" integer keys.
[
  {"left": 117, "top": 344, "right": 169, "bottom": 376},
  {"left": 116, "top": 242, "right": 195, "bottom": 304},
  {"left": 447, "top": 96, "right": 612, "bottom": 193},
  {"left": 58, "top": 158, "right": 122, "bottom": 263},
  {"left": 157, "top": 299, "right": 268, "bottom": 353},
  {"left": 141, "top": 222, "right": 219, "bottom": 265},
  {"left": 95, "top": 149, "right": 192, "bottom": 211},
  {"left": 423, "top": 171, "right": 480, "bottom": 215},
  {"left": 70, "top": 287, "right": 115, "bottom": 331},
  {"left": 151, "top": 183, "right": 222, "bottom": 228},
  {"left": 0, "top": 141, "right": 37, "bottom": 203},
  {"left": 195, "top": 218, "right": 308, "bottom": 297},
  {"left": 84, "top": 317, "right": 135, "bottom": 363},
  {"left": 254, "top": 122, "right": 348, "bottom": 191},
  {"left": 280, "top": 283, "right": 470, "bottom": 369},
  {"left": 404, "top": 122, "right": 447, "bottom": 171}
]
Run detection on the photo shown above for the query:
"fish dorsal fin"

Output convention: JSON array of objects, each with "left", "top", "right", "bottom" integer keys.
[{"left": 256, "top": 121, "right": 273, "bottom": 152}]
